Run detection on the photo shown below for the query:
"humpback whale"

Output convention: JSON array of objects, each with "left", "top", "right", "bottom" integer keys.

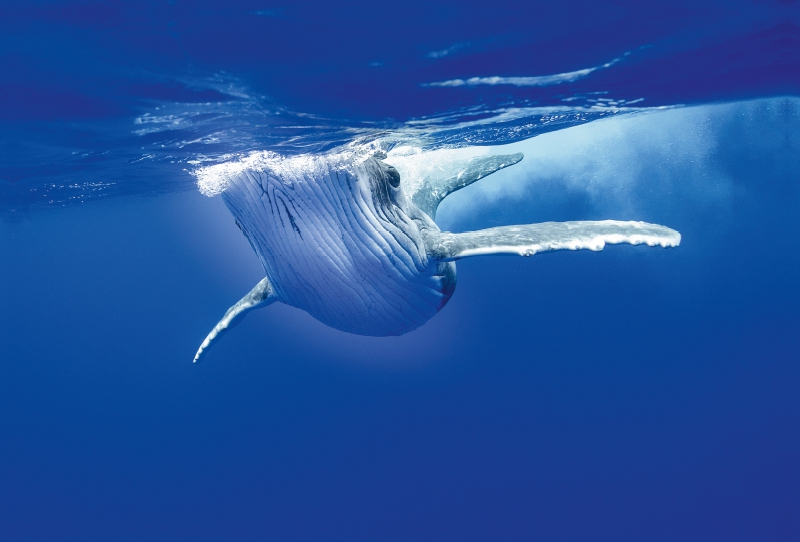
[{"left": 193, "top": 150, "right": 680, "bottom": 362}]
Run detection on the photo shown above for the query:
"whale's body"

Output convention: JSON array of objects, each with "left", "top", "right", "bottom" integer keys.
[{"left": 194, "top": 150, "right": 680, "bottom": 362}]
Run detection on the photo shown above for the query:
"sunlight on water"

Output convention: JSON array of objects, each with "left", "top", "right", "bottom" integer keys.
[
  {"left": 2, "top": 70, "right": 671, "bottom": 214},
  {"left": 3, "top": 83, "right": 796, "bottom": 225}
]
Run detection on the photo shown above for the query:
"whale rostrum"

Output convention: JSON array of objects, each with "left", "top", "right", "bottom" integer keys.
[{"left": 193, "top": 151, "right": 680, "bottom": 362}]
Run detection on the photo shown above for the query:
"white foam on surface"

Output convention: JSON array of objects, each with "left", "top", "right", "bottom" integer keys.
[
  {"left": 193, "top": 149, "right": 371, "bottom": 197},
  {"left": 423, "top": 56, "right": 623, "bottom": 88}
]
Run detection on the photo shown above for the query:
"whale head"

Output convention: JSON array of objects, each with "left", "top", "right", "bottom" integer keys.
[{"left": 204, "top": 152, "right": 456, "bottom": 337}]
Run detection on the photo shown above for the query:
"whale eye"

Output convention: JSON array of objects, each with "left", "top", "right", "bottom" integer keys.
[{"left": 384, "top": 165, "right": 400, "bottom": 188}]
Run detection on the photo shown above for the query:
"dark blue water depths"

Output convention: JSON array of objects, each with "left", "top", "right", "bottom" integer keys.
[{"left": 1, "top": 1, "right": 800, "bottom": 541}]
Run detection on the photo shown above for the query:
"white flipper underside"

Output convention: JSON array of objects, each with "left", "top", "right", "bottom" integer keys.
[
  {"left": 193, "top": 277, "right": 276, "bottom": 363},
  {"left": 424, "top": 220, "right": 681, "bottom": 261}
]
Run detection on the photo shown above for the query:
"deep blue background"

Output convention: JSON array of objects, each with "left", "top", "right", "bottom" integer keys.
[{"left": 1, "top": 1, "right": 799, "bottom": 540}]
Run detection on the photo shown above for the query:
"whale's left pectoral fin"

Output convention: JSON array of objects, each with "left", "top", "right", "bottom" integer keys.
[
  {"left": 411, "top": 153, "right": 524, "bottom": 219},
  {"left": 193, "top": 277, "right": 277, "bottom": 363},
  {"left": 425, "top": 220, "right": 681, "bottom": 261}
]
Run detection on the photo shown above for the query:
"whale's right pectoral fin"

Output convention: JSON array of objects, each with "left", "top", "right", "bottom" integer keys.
[
  {"left": 193, "top": 277, "right": 277, "bottom": 363},
  {"left": 424, "top": 220, "right": 681, "bottom": 261}
]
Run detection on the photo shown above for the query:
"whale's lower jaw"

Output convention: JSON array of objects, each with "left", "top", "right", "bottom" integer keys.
[
  {"left": 277, "top": 269, "right": 455, "bottom": 336},
  {"left": 293, "top": 260, "right": 458, "bottom": 337}
]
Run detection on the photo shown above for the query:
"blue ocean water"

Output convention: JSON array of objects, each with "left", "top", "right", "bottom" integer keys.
[{"left": 1, "top": 1, "right": 799, "bottom": 540}]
